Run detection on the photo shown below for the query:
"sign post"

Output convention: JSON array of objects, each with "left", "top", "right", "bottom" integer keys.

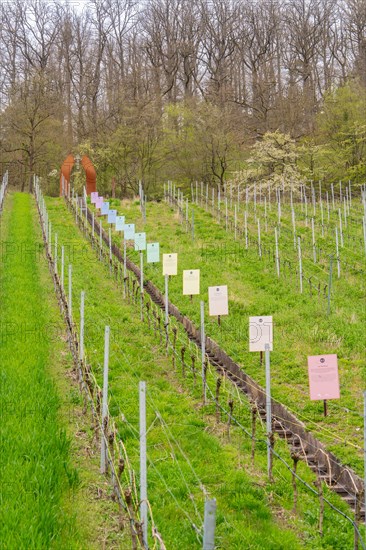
[
  {"left": 139, "top": 381, "right": 148, "bottom": 547},
  {"left": 61, "top": 246, "right": 64, "bottom": 289},
  {"left": 364, "top": 390, "right": 366, "bottom": 527},
  {"left": 249, "top": 316, "right": 274, "bottom": 479},
  {"left": 101, "top": 326, "right": 110, "bottom": 474},
  {"left": 68, "top": 265, "right": 72, "bottom": 323},
  {"left": 200, "top": 300, "right": 206, "bottom": 404},
  {"left": 79, "top": 291, "right": 85, "bottom": 361},
  {"left": 265, "top": 343, "right": 272, "bottom": 481}
]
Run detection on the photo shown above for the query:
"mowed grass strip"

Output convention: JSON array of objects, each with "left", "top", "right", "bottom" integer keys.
[{"left": 0, "top": 193, "right": 83, "bottom": 549}]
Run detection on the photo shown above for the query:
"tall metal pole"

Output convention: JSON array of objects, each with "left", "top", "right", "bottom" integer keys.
[
  {"left": 298, "top": 237, "right": 303, "bottom": 294},
  {"left": 123, "top": 238, "right": 127, "bottom": 298},
  {"left": 327, "top": 255, "right": 333, "bottom": 316},
  {"left": 61, "top": 246, "right": 64, "bottom": 289},
  {"left": 265, "top": 343, "right": 272, "bottom": 481},
  {"left": 54, "top": 233, "right": 58, "bottom": 274},
  {"left": 335, "top": 228, "right": 340, "bottom": 278},
  {"left": 68, "top": 265, "right": 72, "bottom": 322},
  {"left": 275, "top": 227, "right": 280, "bottom": 278},
  {"left": 108, "top": 227, "right": 112, "bottom": 272},
  {"left": 140, "top": 251, "right": 144, "bottom": 321},
  {"left": 165, "top": 274, "right": 169, "bottom": 327},
  {"left": 364, "top": 390, "right": 366, "bottom": 527},
  {"left": 139, "top": 381, "right": 148, "bottom": 547},
  {"left": 201, "top": 301, "right": 206, "bottom": 403},
  {"left": 79, "top": 291, "right": 85, "bottom": 361},
  {"left": 101, "top": 326, "right": 110, "bottom": 474}
]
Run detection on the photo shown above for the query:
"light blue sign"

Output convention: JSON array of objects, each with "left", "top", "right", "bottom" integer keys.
[
  {"left": 124, "top": 223, "right": 135, "bottom": 240},
  {"left": 134, "top": 232, "right": 146, "bottom": 251},
  {"left": 115, "top": 215, "right": 125, "bottom": 231},
  {"left": 108, "top": 209, "right": 117, "bottom": 224},
  {"left": 147, "top": 243, "right": 160, "bottom": 263},
  {"left": 101, "top": 202, "right": 109, "bottom": 215}
]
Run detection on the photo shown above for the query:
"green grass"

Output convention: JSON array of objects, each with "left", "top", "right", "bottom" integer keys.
[
  {"left": 0, "top": 193, "right": 126, "bottom": 549},
  {"left": 98, "top": 195, "right": 365, "bottom": 476},
  {"left": 0, "top": 193, "right": 81, "bottom": 548},
  {"left": 44, "top": 194, "right": 365, "bottom": 549}
]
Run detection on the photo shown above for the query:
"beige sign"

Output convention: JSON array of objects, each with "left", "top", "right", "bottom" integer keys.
[
  {"left": 162, "top": 253, "right": 178, "bottom": 276},
  {"left": 183, "top": 269, "right": 200, "bottom": 295}
]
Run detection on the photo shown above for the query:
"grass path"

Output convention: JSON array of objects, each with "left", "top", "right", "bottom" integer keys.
[{"left": 0, "top": 193, "right": 124, "bottom": 549}]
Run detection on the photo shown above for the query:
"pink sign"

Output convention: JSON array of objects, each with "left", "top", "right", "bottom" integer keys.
[
  {"left": 91, "top": 192, "right": 98, "bottom": 204},
  {"left": 307, "top": 354, "right": 340, "bottom": 401},
  {"left": 208, "top": 286, "right": 228, "bottom": 316},
  {"left": 95, "top": 197, "right": 103, "bottom": 209}
]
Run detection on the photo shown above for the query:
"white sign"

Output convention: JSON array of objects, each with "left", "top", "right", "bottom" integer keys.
[
  {"left": 101, "top": 202, "right": 109, "bottom": 215},
  {"left": 183, "top": 269, "right": 200, "bottom": 295},
  {"left": 249, "top": 316, "right": 273, "bottom": 352},
  {"left": 115, "top": 216, "right": 125, "bottom": 231},
  {"left": 134, "top": 232, "right": 146, "bottom": 251},
  {"left": 107, "top": 209, "right": 117, "bottom": 224},
  {"left": 124, "top": 223, "right": 135, "bottom": 240},
  {"left": 163, "top": 253, "right": 177, "bottom": 276},
  {"left": 208, "top": 285, "right": 228, "bottom": 316},
  {"left": 91, "top": 192, "right": 98, "bottom": 204},
  {"left": 147, "top": 243, "right": 160, "bottom": 263},
  {"left": 307, "top": 354, "right": 340, "bottom": 401}
]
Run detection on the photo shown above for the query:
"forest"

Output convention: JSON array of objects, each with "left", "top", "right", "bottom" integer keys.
[{"left": 0, "top": 0, "right": 365, "bottom": 194}]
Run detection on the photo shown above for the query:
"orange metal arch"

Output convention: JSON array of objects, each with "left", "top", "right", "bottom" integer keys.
[
  {"left": 60, "top": 154, "right": 74, "bottom": 196},
  {"left": 59, "top": 154, "right": 97, "bottom": 196},
  {"left": 81, "top": 155, "right": 97, "bottom": 194}
]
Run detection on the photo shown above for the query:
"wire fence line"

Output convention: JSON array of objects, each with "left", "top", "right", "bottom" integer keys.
[
  {"left": 62, "top": 189, "right": 365, "bottom": 547},
  {"left": 34, "top": 181, "right": 165, "bottom": 550}
]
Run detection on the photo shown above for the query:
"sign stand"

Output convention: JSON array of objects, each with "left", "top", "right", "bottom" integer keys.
[
  {"left": 165, "top": 274, "right": 169, "bottom": 328},
  {"left": 140, "top": 251, "right": 144, "bottom": 321},
  {"left": 101, "top": 326, "right": 110, "bottom": 474},
  {"left": 323, "top": 399, "right": 327, "bottom": 417},
  {"left": 265, "top": 343, "right": 273, "bottom": 481},
  {"left": 139, "top": 381, "right": 148, "bottom": 547},
  {"left": 200, "top": 301, "right": 206, "bottom": 404},
  {"left": 123, "top": 238, "right": 127, "bottom": 298},
  {"left": 364, "top": 390, "right": 366, "bottom": 527}
]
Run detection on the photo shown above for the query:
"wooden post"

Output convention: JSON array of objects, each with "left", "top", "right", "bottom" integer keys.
[
  {"left": 251, "top": 404, "right": 257, "bottom": 465},
  {"left": 227, "top": 400, "right": 234, "bottom": 440},
  {"left": 215, "top": 377, "right": 222, "bottom": 423}
]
